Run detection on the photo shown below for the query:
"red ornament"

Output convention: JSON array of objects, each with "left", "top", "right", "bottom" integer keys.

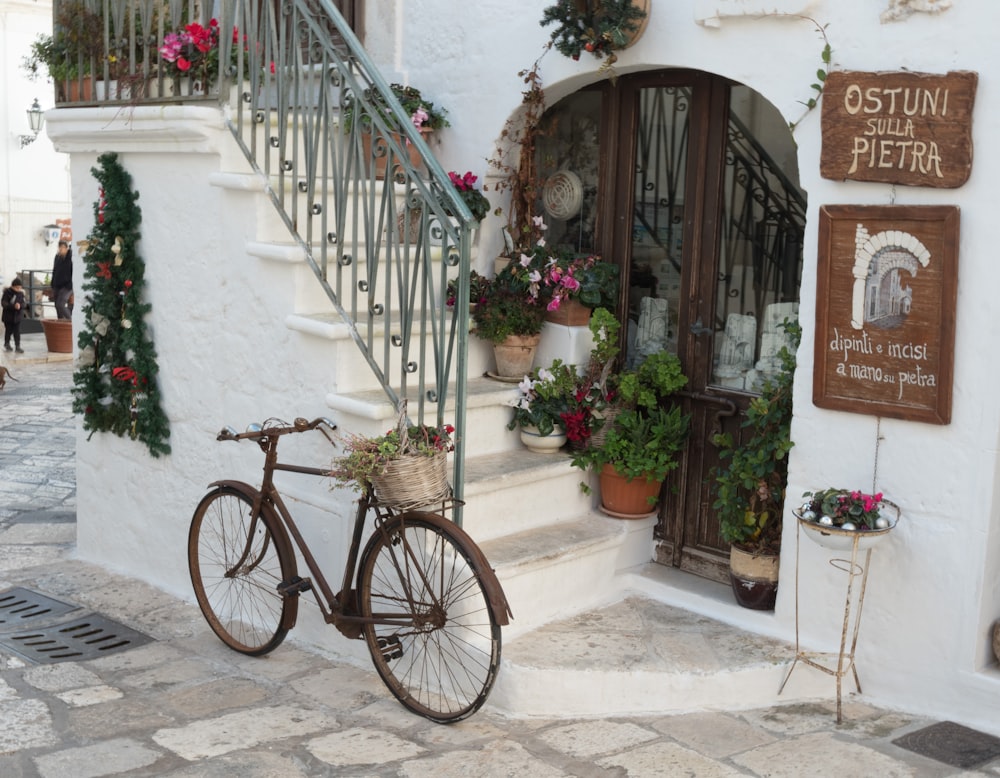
[
  {"left": 124, "top": 279, "right": 133, "bottom": 288},
  {"left": 97, "top": 262, "right": 112, "bottom": 279},
  {"left": 112, "top": 366, "right": 137, "bottom": 384}
]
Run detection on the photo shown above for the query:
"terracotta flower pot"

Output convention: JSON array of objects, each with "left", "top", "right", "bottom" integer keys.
[
  {"left": 598, "top": 463, "right": 660, "bottom": 518},
  {"left": 492, "top": 333, "right": 541, "bottom": 379},
  {"left": 41, "top": 318, "right": 73, "bottom": 354},
  {"left": 544, "top": 298, "right": 591, "bottom": 327},
  {"left": 363, "top": 129, "right": 433, "bottom": 180}
]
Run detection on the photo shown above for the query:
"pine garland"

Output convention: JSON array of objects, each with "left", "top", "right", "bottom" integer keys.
[
  {"left": 71, "top": 153, "right": 171, "bottom": 457},
  {"left": 540, "top": 0, "right": 647, "bottom": 64}
]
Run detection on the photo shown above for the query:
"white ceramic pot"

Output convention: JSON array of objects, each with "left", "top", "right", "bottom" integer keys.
[{"left": 519, "top": 424, "right": 567, "bottom": 453}]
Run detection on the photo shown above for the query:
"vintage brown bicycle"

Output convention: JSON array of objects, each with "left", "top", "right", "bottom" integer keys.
[{"left": 187, "top": 416, "right": 511, "bottom": 723}]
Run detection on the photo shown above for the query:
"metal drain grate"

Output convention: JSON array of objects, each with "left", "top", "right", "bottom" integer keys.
[
  {"left": 0, "top": 613, "right": 154, "bottom": 664},
  {"left": 0, "top": 587, "right": 79, "bottom": 627},
  {"left": 893, "top": 721, "right": 1000, "bottom": 769}
]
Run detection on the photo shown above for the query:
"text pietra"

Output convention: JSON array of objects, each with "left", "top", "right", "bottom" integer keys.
[{"left": 821, "top": 70, "right": 977, "bottom": 188}]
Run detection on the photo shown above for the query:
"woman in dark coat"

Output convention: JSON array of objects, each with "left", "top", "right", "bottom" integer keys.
[{"left": 2, "top": 277, "right": 26, "bottom": 353}]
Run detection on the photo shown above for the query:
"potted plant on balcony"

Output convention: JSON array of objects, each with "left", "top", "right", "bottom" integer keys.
[
  {"left": 22, "top": 1, "right": 105, "bottom": 101},
  {"left": 794, "top": 488, "right": 900, "bottom": 551},
  {"left": 472, "top": 266, "right": 546, "bottom": 379},
  {"left": 506, "top": 359, "right": 578, "bottom": 452},
  {"left": 712, "top": 321, "right": 799, "bottom": 610}
]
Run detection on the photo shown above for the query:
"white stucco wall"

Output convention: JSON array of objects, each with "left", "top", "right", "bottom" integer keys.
[{"left": 51, "top": 0, "right": 1000, "bottom": 732}]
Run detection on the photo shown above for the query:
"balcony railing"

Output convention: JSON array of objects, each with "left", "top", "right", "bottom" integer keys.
[{"left": 48, "top": 0, "right": 476, "bottom": 513}]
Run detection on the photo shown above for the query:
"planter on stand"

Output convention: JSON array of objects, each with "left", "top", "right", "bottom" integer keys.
[
  {"left": 491, "top": 333, "right": 541, "bottom": 381},
  {"left": 728, "top": 545, "right": 779, "bottom": 611},
  {"left": 41, "top": 318, "right": 73, "bottom": 353},
  {"left": 597, "top": 463, "right": 660, "bottom": 519},
  {"left": 518, "top": 424, "right": 567, "bottom": 453}
]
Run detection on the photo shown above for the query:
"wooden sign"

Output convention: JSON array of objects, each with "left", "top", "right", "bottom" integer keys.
[
  {"left": 821, "top": 70, "right": 977, "bottom": 188},
  {"left": 813, "top": 205, "right": 958, "bottom": 424}
]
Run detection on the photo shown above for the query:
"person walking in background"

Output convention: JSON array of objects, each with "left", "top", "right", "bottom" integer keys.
[
  {"left": 2, "top": 277, "right": 27, "bottom": 353},
  {"left": 52, "top": 240, "right": 73, "bottom": 319}
]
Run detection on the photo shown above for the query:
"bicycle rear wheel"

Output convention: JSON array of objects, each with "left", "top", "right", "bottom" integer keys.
[
  {"left": 358, "top": 513, "right": 502, "bottom": 723},
  {"left": 188, "top": 486, "right": 294, "bottom": 655}
]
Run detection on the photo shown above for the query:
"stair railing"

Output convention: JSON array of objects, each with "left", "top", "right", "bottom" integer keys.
[
  {"left": 53, "top": 0, "right": 475, "bottom": 512},
  {"left": 216, "top": 0, "right": 475, "bottom": 512}
]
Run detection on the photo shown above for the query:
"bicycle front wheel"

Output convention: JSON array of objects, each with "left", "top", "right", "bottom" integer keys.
[
  {"left": 358, "top": 513, "right": 502, "bottom": 723},
  {"left": 188, "top": 486, "right": 294, "bottom": 656}
]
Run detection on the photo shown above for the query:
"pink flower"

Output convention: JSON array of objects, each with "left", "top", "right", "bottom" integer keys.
[{"left": 411, "top": 108, "right": 429, "bottom": 128}]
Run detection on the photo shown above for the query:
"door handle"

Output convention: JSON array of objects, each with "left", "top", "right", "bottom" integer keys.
[{"left": 689, "top": 316, "right": 713, "bottom": 336}]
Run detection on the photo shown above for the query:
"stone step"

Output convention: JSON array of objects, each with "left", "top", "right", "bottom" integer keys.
[
  {"left": 489, "top": 566, "right": 833, "bottom": 718},
  {"left": 482, "top": 514, "right": 656, "bottom": 638}
]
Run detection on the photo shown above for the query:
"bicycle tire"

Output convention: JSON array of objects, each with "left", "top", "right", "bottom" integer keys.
[
  {"left": 188, "top": 486, "right": 295, "bottom": 656},
  {"left": 357, "top": 512, "right": 502, "bottom": 723}
]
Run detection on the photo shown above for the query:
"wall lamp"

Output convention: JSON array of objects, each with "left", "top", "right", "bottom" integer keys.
[{"left": 19, "top": 99, "right": 44, "bottom": 148}]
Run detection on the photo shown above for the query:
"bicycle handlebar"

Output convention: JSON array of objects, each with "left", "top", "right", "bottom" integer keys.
[{"left": 216, "top": 417, "right": 337, "bottom": 443}]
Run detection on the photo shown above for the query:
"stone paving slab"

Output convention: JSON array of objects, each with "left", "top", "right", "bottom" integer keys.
[{"left": 3, "top": 361, "right": 999, "bottom": 776}]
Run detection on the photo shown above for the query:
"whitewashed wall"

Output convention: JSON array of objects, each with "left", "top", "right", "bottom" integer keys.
[{"left": 53, "top": 0, "right": 1000, "bottom": 731}]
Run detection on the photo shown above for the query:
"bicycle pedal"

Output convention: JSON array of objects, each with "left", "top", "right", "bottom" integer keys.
[
  {"left": 377, "top": 635, "right": 404, "bottom": 661},
  {"left": 277, "top": 576, "right": 312, "bottom": 597}
]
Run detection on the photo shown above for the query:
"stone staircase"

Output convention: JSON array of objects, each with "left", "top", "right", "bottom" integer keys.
[{"left": 208, "top": 99, "right": 832, "bottom": 719}]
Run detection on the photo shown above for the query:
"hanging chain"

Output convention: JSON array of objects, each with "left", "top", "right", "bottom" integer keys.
[{"left": 872, "top": 416, "right": 883, "bottom": 493}]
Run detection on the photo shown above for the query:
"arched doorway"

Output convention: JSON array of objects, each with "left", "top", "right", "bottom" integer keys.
[{"left": 535, "top": 70, "right": 805, "bottom": 583}]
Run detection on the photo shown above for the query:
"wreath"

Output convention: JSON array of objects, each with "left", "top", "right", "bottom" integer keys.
[{"left": 540, "top": 0, "right": 648, "bottom": 65}]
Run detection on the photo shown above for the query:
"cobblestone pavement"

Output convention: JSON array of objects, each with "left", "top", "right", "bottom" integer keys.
[{"left": 0, "top": 348, "right": 996, "bottom": 776}]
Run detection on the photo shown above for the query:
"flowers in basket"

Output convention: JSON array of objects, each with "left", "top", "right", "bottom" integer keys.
[
  {"left": 507, "top": 360, "right": 579, "bottom": 437},
  {"left": 447, "top": 171, "right": 491, "bottom": 223},
  {"left": 330, "top": 418, "right": 455, "bottom": 508},
  {"left": 799, "top": 488, "right": 892, "bottom": 530}
]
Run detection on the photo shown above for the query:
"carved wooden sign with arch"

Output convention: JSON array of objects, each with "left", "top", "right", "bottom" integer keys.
[{"left": 813, "top": 204, "right": 959, "bottom": 424}]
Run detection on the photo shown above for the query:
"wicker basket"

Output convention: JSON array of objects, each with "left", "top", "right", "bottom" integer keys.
[
  {"left": 589, "top": 406, "right": 622, "bottom": 448},
  {"left": 370, "top": 451, "right": 451, "bottom": 511}
]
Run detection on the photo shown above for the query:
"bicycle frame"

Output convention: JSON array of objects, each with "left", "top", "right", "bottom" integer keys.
[{"left": 217, "top": 419, "right": 509, "bottom": 639}]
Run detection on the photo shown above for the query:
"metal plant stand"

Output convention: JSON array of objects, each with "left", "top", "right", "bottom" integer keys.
[{"left": 778, "top": 509, "right": 897, "bottom": 723}]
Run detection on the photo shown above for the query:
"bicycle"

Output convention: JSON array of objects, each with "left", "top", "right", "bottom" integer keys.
[{"left": 187, "top": 416, "right": 511, "bottom": 723}]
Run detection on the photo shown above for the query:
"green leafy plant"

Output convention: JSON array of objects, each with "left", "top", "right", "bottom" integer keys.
[
  {"left": 617, "top": 350, "right": 688, "bottom": 412},
  {"left": 786, "top": 17, "right": 832, "bottom": 133},
  {"left": 343, "top": 82, "right": 450, "bottom": 134},
  {"left": 712, "top": 320, "right": 800, "bottom": 553},
  {"left": 446, "top": 270, "right": 489, "bottom": 307},
  {"left": 513, "top": 234, "right": 620, "bottom": 312},
  {"left": 471, "top": 267, "right": 545, "bottom": 344},
  {"left": 447, "top": 171, "right": 491, "bottom": 223},
  {"left": 330, "top": 421, "right": 454, "bottom": 492},
  {"left": 507, "top": 359, "right": 579, "bottom": 435},
  {"left": 540, "top": 0, "right": 647, "bottom": 67},
  {"left": 22, "top": 1, "right": 105, "bottom": 83},
  {"left": 574, "top": 405, "right": 689, "bottom": 483}
]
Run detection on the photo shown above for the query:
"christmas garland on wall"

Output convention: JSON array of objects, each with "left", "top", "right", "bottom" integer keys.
[
  {"left": 72, "top": 153, "right": 171, "bottom": 457},
  {"left": 540, "top": 0, "right": 648, "bottom": 65}
]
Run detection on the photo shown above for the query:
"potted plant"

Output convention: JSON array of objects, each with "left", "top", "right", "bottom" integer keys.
[
  {"left": 794, "top": 488, "right": 900, "bottom": 552},
  {"left": 446, "top": 270, "right": 490, "bottom": 310},
  {"left": 472, "top": 267, "right": 546, "bottom": 379},
  {"left": 712, "top": 320, "right": 799, "bottom": 610},
  {"left": 513, "top": 226, "right": 620, "bottom": 325},
  {"left": 344, "top": 83, "right": 449, "bottom": 178},
  {"left": 506, "top": 359, "right": 579, "bottom": 452},
  {"left": 540, "top": 0, "right": 650, "bottom": 68},
  {"left": 22, "top": 1, "right": 106, "bottom": 101},
  {"left": 571, "top": 346, "right": 690, "bottom": 518},
  {"left": 330, "top": 410, "right": 455, "bottom": 510},
  {"left": 447, "top": 171, "right": 491, "bottom": 223}
]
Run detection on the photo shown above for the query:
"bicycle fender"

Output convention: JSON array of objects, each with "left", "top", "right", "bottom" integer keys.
[
  {"left": 400, "top": 511, "right": 513, "bottom": 626},
  {"left": 203, "top": 480, "right": 300, "bottom": 631}
]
